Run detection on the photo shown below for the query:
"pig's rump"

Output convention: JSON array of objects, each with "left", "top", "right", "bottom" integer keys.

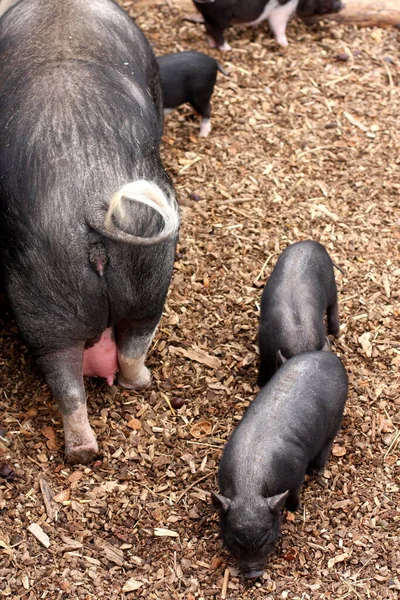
[
  {"left": 83, "top": 328, "right": 118, "bottom": 386},
  {"left": 0, "top": 0, "right": 179, "bottom": 464}
]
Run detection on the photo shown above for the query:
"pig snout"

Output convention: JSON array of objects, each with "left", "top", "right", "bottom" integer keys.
[
  {"left": 83, "top": 327, "right": 118, "bottom": 386},
  {"left": 241, "top": 565, "right": 265, "bottom": 579}
]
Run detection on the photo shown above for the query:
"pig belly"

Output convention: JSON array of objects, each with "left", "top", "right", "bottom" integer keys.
[{"left": 83, "top": 327, "right": 118, "bottom": 386}]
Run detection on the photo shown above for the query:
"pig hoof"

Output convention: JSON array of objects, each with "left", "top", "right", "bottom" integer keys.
[
  {"left": 118, "top": 366, "right": 151, "bottom": 390},
  {"left": 65, "top": 441, "right": 99, "bottom": 465},
  {"left": 199, "top": 118, "right": 211, "bottom": 137},
  {"left": 276, "top": 36, "right": 289, "bottom": 47},
  {"left": 207, "top": 35, "right": 218, "bottom": 49},
  {"left": 218, "top": 41, "right": 232, "bottom": 52},
  {"left": 242, "top": 569, "right": 264, "bottom": 579}
]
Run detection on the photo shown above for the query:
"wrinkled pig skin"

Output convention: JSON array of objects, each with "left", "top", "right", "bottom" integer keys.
[
  {"left": 258, "top": 240, "right": 340, "bottom": 387},
  {"left": 0, "top": 0, "right": 179, "bottom": 464},
  {"left": 213, "top": 351, "right": 348, "bottom": 578},
  {"left": 83, "top": 328, "right": 118, "bottom": 386}
]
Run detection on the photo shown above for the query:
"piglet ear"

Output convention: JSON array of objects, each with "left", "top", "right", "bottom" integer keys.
[
  {"left": 266, "top": 490, "right": 289, "bottom": 513},
  {"left": 276, "top": 350, "right": 287, "bottom": 366},
  {"left": 211, "top": 492, "right": 231, "bottom": 513}
]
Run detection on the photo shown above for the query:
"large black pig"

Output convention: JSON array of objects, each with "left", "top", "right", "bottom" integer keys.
[
  {"left": 212, "top": 351, "right": 348, "bottom": 578},
  {"left": 258, "top": 240, "right": 340, "bottom": 387},
  {"left": 0, "top": 0, "right": 179, "bottom": 464}
]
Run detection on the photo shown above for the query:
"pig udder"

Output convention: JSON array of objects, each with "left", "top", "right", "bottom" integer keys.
[{"left": 83, "top": 328, "right": 118, "bottom": 386}]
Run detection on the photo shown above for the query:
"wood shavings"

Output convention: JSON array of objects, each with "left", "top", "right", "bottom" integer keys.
[
  {"left": 190, "top": 420, "right": 213, "bottom": 439},
  {"left": 154, "top": 528, "right": 179, "bottom": 538},
  {"left": 359, "top": 331, "right": 373, "bottom": 357},
  {"left": 27, "top": 523, "right": 50, "bottom": 549},
  {"left": 343, "top": 111, "right": 369, "bottom": 132},
  {"left": 327, "top": 552, "right": 350, "bottom": 568},
  {"left": 221, "top": 567, "right": 230, "bottom": 599},
  {"left": 39, "top": 478, "right": 58, "bottom": 522},
  {"left": 169, "top": 345, "right": 222, "bottom": 369},
  {"left": 0, "top": 3, "right": 399, "bottom": 600},
  {"left": 122, "top": 578, "right": 143, "bottom": 592}
]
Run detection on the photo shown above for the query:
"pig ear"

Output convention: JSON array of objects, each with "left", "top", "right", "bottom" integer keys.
[
  {"left": 276, "top": 350, "right": 287, "bottom": 366},
  {"left": 266, "top": 490, "right": 289, "bottom": 513},
  {"left": 211, "top": 492, "right": 231, "bottom": 513}
]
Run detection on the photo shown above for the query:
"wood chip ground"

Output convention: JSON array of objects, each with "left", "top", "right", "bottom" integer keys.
[{"left": 0, "top": 2, "right": 399, "bottom": 599}]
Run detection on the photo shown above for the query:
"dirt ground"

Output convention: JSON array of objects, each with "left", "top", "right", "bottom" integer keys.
[{"left": 0, "top": 2, "right": 399, "bottom": 599}]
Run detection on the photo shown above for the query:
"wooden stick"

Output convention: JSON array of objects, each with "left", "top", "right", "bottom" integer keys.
[
  {"left": 221, "top": 568, "right": 230, "bottom": 599},
  {"left": 176, "top": 471, "right": 214, "bottom": 503},
  {"left": 371, "top": 414, "right": 376, "bottom": 443},
  {"left": 39, "top": 478, "right": 58, "bottom": 522},
  {"left": 27, "top": 523, "right": 50, "bottom": 548}
]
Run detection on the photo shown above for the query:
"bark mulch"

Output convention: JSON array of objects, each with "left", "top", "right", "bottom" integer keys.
[{"left": 0, "top": 2, "right": 399, "bottom": 599}]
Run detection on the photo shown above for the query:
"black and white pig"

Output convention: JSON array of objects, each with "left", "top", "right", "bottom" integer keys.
[
  {"left": 0, "top": 0, "right": 179, "bottom": 464},
  {"left": 258, "top": 240, "right": 340, "bottom": 387},
  {"left": 157, "top": 51, "right": 228, "bottom": 137},
  {"left": 212, "top": 351, "right": 348, "bottom": 579},
  {"left": 191, "top": 0, "right": 343, "bottom": 51}
]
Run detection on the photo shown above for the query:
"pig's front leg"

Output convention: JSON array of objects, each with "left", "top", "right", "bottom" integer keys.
[
  {"left": 38, "top": 346, "right": 99, "bottom": 464},
  {"left": 117, "top": 318, "right": 159, "bottom": 390},
  {"left": 285, "top": 485, "right": 302, "bottom": 512},
  {"left": 205, "top": 22, "right": 231, "bottom": 51}
]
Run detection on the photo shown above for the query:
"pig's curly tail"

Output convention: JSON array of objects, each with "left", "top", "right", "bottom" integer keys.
[{"left": 98, "top": 180, "right": 179, "bottom": 246}]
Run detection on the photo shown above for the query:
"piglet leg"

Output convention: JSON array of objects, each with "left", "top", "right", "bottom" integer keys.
[
  {"left": 38, "top": 345, "right": 99, "bottom": 464},
  {"left": 307, "top": 440, "right": 334, "bottom": 475},
  {"left": 327, "top": 301, "right": 340, "bottom": 337},
  {"left": 268, "top": 0, "right": 297, "bottom": 47},
  {"left": 199, "top": 118, "right": 212, "bottom": 137},
  {"left": 218, "top": 41, "right": 232, "bottom": 51},
  {"left": 117, "top": 318, "right": 158, "bottom": 390},
  {"left": 285, "top": 485, "right": 302, "bottom": 512},
  {"left": 205, "top": 22, "right": 231, "bottom": 51},
  {"left": 207, "top": 35, "right": 218, "bottom": 48}
]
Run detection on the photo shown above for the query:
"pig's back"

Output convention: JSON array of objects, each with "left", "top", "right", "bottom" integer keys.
[
  {"left": 260, "top": 241, "right": 336, "bottom": 349},
  {"left": 0, "top": 0, "right": 169, "bottom": 343},
  {"left": 221, "top": 352, "right": 347, "bottom": 494},
  {"left": 262, "top": 241, "right": 335, "bottom": 307},
  {"left": 0, "top": 0, "right": 152, "bottom": 70}
]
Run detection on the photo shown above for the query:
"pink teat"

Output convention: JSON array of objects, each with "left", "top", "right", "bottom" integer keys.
[{"left": 83, "top": 327, "right": 118, "bottom": 386}]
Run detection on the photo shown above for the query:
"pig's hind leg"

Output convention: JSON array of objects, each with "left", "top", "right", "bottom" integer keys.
[
  {"left": 199, "top": 117, "right": 211, "bottom": 138},
  {"left": 257, "top": 352, "right": 276, "bottom": 388},
  {"left": 190, "top": 96, "right": 212, "bottom": 137},
  {"left": 116, "top": 318, "right": 159, "bottom": 389},
  {"left": 327, "top": 300, "right": 340, "bottom": 337},
  {"left": 38, "top": 345, "right": 99, "bottom": 464},
  {"left": 307, "top": 440, "right": 334, "bottom": 476},
  {"left": 267, "top": 0, "right": 297, "bottom": 47}
]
